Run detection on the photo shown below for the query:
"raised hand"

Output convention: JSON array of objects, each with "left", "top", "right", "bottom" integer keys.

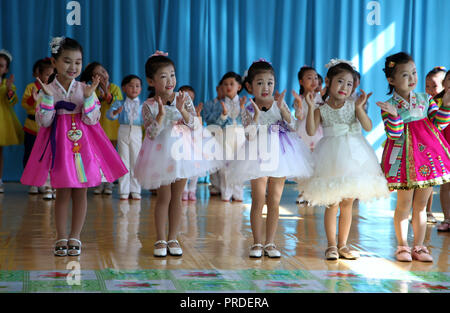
[
  {"left": 249, "top": 98, "right": 260, "bottom": 122},
  {"left": 113, "top": 106, "right": 124, "bottom": 115},
  {"left": 274, "top": 89, "right": 286, "bottom": 108},
  {"left": 32, "top": 86, "right": 39, "bottom": 102},
  {"left": 99, "top": 75, "right": 108, "bottom": 94},
  {"left": 156, "top": 96, "right": 166, "bottom": 123},
  {"left": 84, "top": 74, "right": 100, "bottom": 98},
  {"left": 196, "top": 102, "right": 203, "bottom": 117},
  {"left": 176, "top": 91, "right": 187, "bottom": 112},
  {"left": 304, "top": 91, "right": 315, "bottom": 108},
  {"left": 36, "top": 77, "right": 53, "bottom": 96},
  {"left": 355, "top": 89, "right": 368, "bottom": 110},
  {"left": 376, "top": 101, "right": 398, "bottom": 117},
  {"left": 239, "top": 96, "right": 247, "bottom": 110},
  {"left": 292, "top": 90, "right": 303, "bottom": 119},
  {"left": 6, "top": 74, "right": 14, "bottom": 91},
  {"left": 220, "top": 100, "right": 228, "bottom": 115}
]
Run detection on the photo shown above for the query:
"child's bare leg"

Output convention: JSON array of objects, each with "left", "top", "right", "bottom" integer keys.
[
  {"left": 411, "top": 187, "right": 432, "bottom": 246},
  {"left": 394, "top": 189, "right": 414, "bottom": 246},
  {"left": 337, "top": 198, "right": 354, "bottom": 248},
  {"left": 265, "top": 177, "right": 285, "bottom": 246},
  {"left": 324, "top": 203, "right": 339, "bottom": 247},
  {"left": 168, "top": 179, "right": 187, "bottom": 243},
  {"left": 155, "top": 184, "right": 171, "bottom": 246},
  {"left": 250, "top": 177, "right": 268, "bottom": 248},
  {"left": 69, "top": 188, "right": 88, "bottom": 240},
  {"left": 54, "top": 188, "right": 72, "bottom": 240}
]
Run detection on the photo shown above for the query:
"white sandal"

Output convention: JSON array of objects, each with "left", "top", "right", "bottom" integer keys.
[
  {"left": 249, "top": 244, "right": 264, "bottom": 258},
  {"left": 154, "top": 240, "right": 168, "bottom": 257},
  {"left": 167, "top": 239, "right": 183, "bottom": 256},
  {"left": 264, "top": 243, "right": 281, "bottom": 258},
  {"left": 54, "top": 239, "right": 68, "bottom": 257},
  {"left": 67, "top": 238, "right": 82, "bottom": 256}
]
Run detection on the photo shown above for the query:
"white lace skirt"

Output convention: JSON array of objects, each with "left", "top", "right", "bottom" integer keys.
[
  {"left": 300, "top": 133, "right": 390, "bottom": 206},
  {"left": 228, "top": 129, "right": 313, "bottom": 184}
]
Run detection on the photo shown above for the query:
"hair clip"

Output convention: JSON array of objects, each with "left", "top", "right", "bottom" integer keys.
[
  {"left": 325, "top": 58, "right": 356, "bottom": 70},
  {"left": 150, "top": 50, "right": 169, "bottom": 58},
  {"left": 388, "top": 61, "right": 396, "bottom": 68},
  {"left": 434, "top": 66, "right": 446, "bottom": 70},
  {"left": 0, "top": 49, "right": 13, "bottom": 62},
  {"left": 253, "top": 58, "right": 272, "bottom": 65},
  {"left": 50, "top": 37, "right": 65, "bottom": 54}
]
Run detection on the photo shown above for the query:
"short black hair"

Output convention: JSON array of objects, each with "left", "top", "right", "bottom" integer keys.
[{"left": 121, "top": 74, "right": 142, "bottom": 87}]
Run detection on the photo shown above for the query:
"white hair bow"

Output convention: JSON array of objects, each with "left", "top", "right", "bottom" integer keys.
[
  {"left": 325, "top": 58, "right": 356, "bottom": 70},
  {"left": 50, "top": 37, "right": 65, "bottom": 54},
  {"left": 0, "top": 49, "right": 13, "bottom": 62}
]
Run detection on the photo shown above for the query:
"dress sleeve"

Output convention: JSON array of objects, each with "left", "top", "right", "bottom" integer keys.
[
  {"left": 81, "top": 93, "right": 101, "bottom": 125},
  {"left": 35, "top": 93, "right": 56, "bottom": 128},
  {"left": 143, "top": 100, "right": 162, "bottom": 139},
  {"left": 381, "top": 110, "right": 404, "bottom": 140},
  {"left": 427, "top": 98, "right": 450, "bottom": 130}
]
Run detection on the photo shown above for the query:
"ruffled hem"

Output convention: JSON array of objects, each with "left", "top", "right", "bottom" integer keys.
[
  {"left": 138, "top": 165, "right": 222, "bottom": 190},
  {"left": 302, "top": 175, "right": 390, "bottom": 206}
]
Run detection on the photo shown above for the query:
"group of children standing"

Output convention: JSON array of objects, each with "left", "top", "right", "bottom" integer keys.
[{"left": 0, "top": 37, "right": 449, "bottom": 262}]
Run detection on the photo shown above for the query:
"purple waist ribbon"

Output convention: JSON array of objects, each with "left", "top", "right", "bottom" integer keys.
[
  {"left": 269, "top": 120, "right": 293, "bottom": 154},
  {"left": 39, "top": 101, "right": 77, "bottom": 168}
]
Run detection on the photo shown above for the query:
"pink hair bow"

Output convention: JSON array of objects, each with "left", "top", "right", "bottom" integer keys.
[
  {"left": 253, "top": 58, "right": 272, "bottom": 65},
  {"left": 150, "top": 50, "right": 169, "bottom": 58}
]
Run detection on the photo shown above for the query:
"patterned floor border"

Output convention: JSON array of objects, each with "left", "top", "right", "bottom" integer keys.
[{"left": 0, "top": 269, "right": 449, "bottom": 293}]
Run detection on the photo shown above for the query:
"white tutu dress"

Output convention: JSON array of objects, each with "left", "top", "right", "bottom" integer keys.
[
  {"left": 134, "top": 93, "right": 223, "bottom": 189},
  {"left": 301, "top": 100, "right": 390, "bottom": 206},
  {"left": 228, "top": 100, "right": 313, "bottom": 184}
]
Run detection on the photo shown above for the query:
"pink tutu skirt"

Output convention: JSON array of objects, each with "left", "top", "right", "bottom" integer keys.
[
  {"left": 21, "top": 113, "right": 128, "bottom": 188},
  {"left": 134, "top": 125, "right": 223, "bottom": 190}
]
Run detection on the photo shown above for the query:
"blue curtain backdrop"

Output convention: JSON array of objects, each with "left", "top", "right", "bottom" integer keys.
[{"left": 1, "top": 0, "right": 449, "bottom": 181}]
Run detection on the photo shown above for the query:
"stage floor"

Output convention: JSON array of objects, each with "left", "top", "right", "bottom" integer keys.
[{"left": 0, "top": 182, "right": 448, "bottom": 293}]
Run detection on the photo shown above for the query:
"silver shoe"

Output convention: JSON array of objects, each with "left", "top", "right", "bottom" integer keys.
[
  {"left": 249, "top": 244, "right": 263, "bottom": 258},
  {"left": 264, "top": 243, "right": 281, "bottom": 258},
  {"left": 153, "top": 240, "right": 167, "bottom": 257},
  {"left": 167, "top": 239, "right": 182, "bottom": 256},
  {"left": 325, "top": 246, "right": 339, "bottom": 260}
]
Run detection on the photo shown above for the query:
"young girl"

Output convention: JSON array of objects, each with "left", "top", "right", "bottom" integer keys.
[
  {"left": 21, "top": 58, "right": 54, "bottom": 195},
  {"left": 80, "top": 61, "right": 123, "bottom": 195},
  {"left": 0, "top": 49, "right": 24, "bottom": 192},
  {"left": 292, "top": 66, "right": 324, "bottom": 204},
  {"left": 215, "top": 72, "right": 246, "bottom": 202},
  {"left": 228, "top": 59, "right": 313, "bottom": 258},
  {"left": 376, "top": 52, "right": 450, "bottom": 262},
  {"left": 424, "top": 66, "right": 447, "bottom": 223},
  {"left": 425, "top": 66, "right": 446, "bottom": 99},
  {"left": 20, "top": 37, "right": 127, "bottom": 256},
  {"left": 134, "top": 51, "right": 221, "bottom": 257},
  {"left": 426, "top": 70, "right": 450, "bottom": 232},
  {"left": 107, "top": 75, "right": 143, "bottom": 200},
  {"left": 302, "top": 59, "right": 390, "bottom": 260}
]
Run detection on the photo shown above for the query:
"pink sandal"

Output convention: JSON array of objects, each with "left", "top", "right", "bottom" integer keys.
[
  {"left": 395, "top": 246, "right": 412, "bottom": 262},
  {"left": 437, "top": 219, "right": 450, "bottom": 232}
]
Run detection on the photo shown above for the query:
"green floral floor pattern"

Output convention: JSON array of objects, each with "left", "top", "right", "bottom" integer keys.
[{"left": 0, "top": 269, "right": 448, "bottom": 293}]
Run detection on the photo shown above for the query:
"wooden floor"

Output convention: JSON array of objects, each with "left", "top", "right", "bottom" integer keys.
[{"left": 0, "top": 182, "right": 448, "bottom": 293}]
